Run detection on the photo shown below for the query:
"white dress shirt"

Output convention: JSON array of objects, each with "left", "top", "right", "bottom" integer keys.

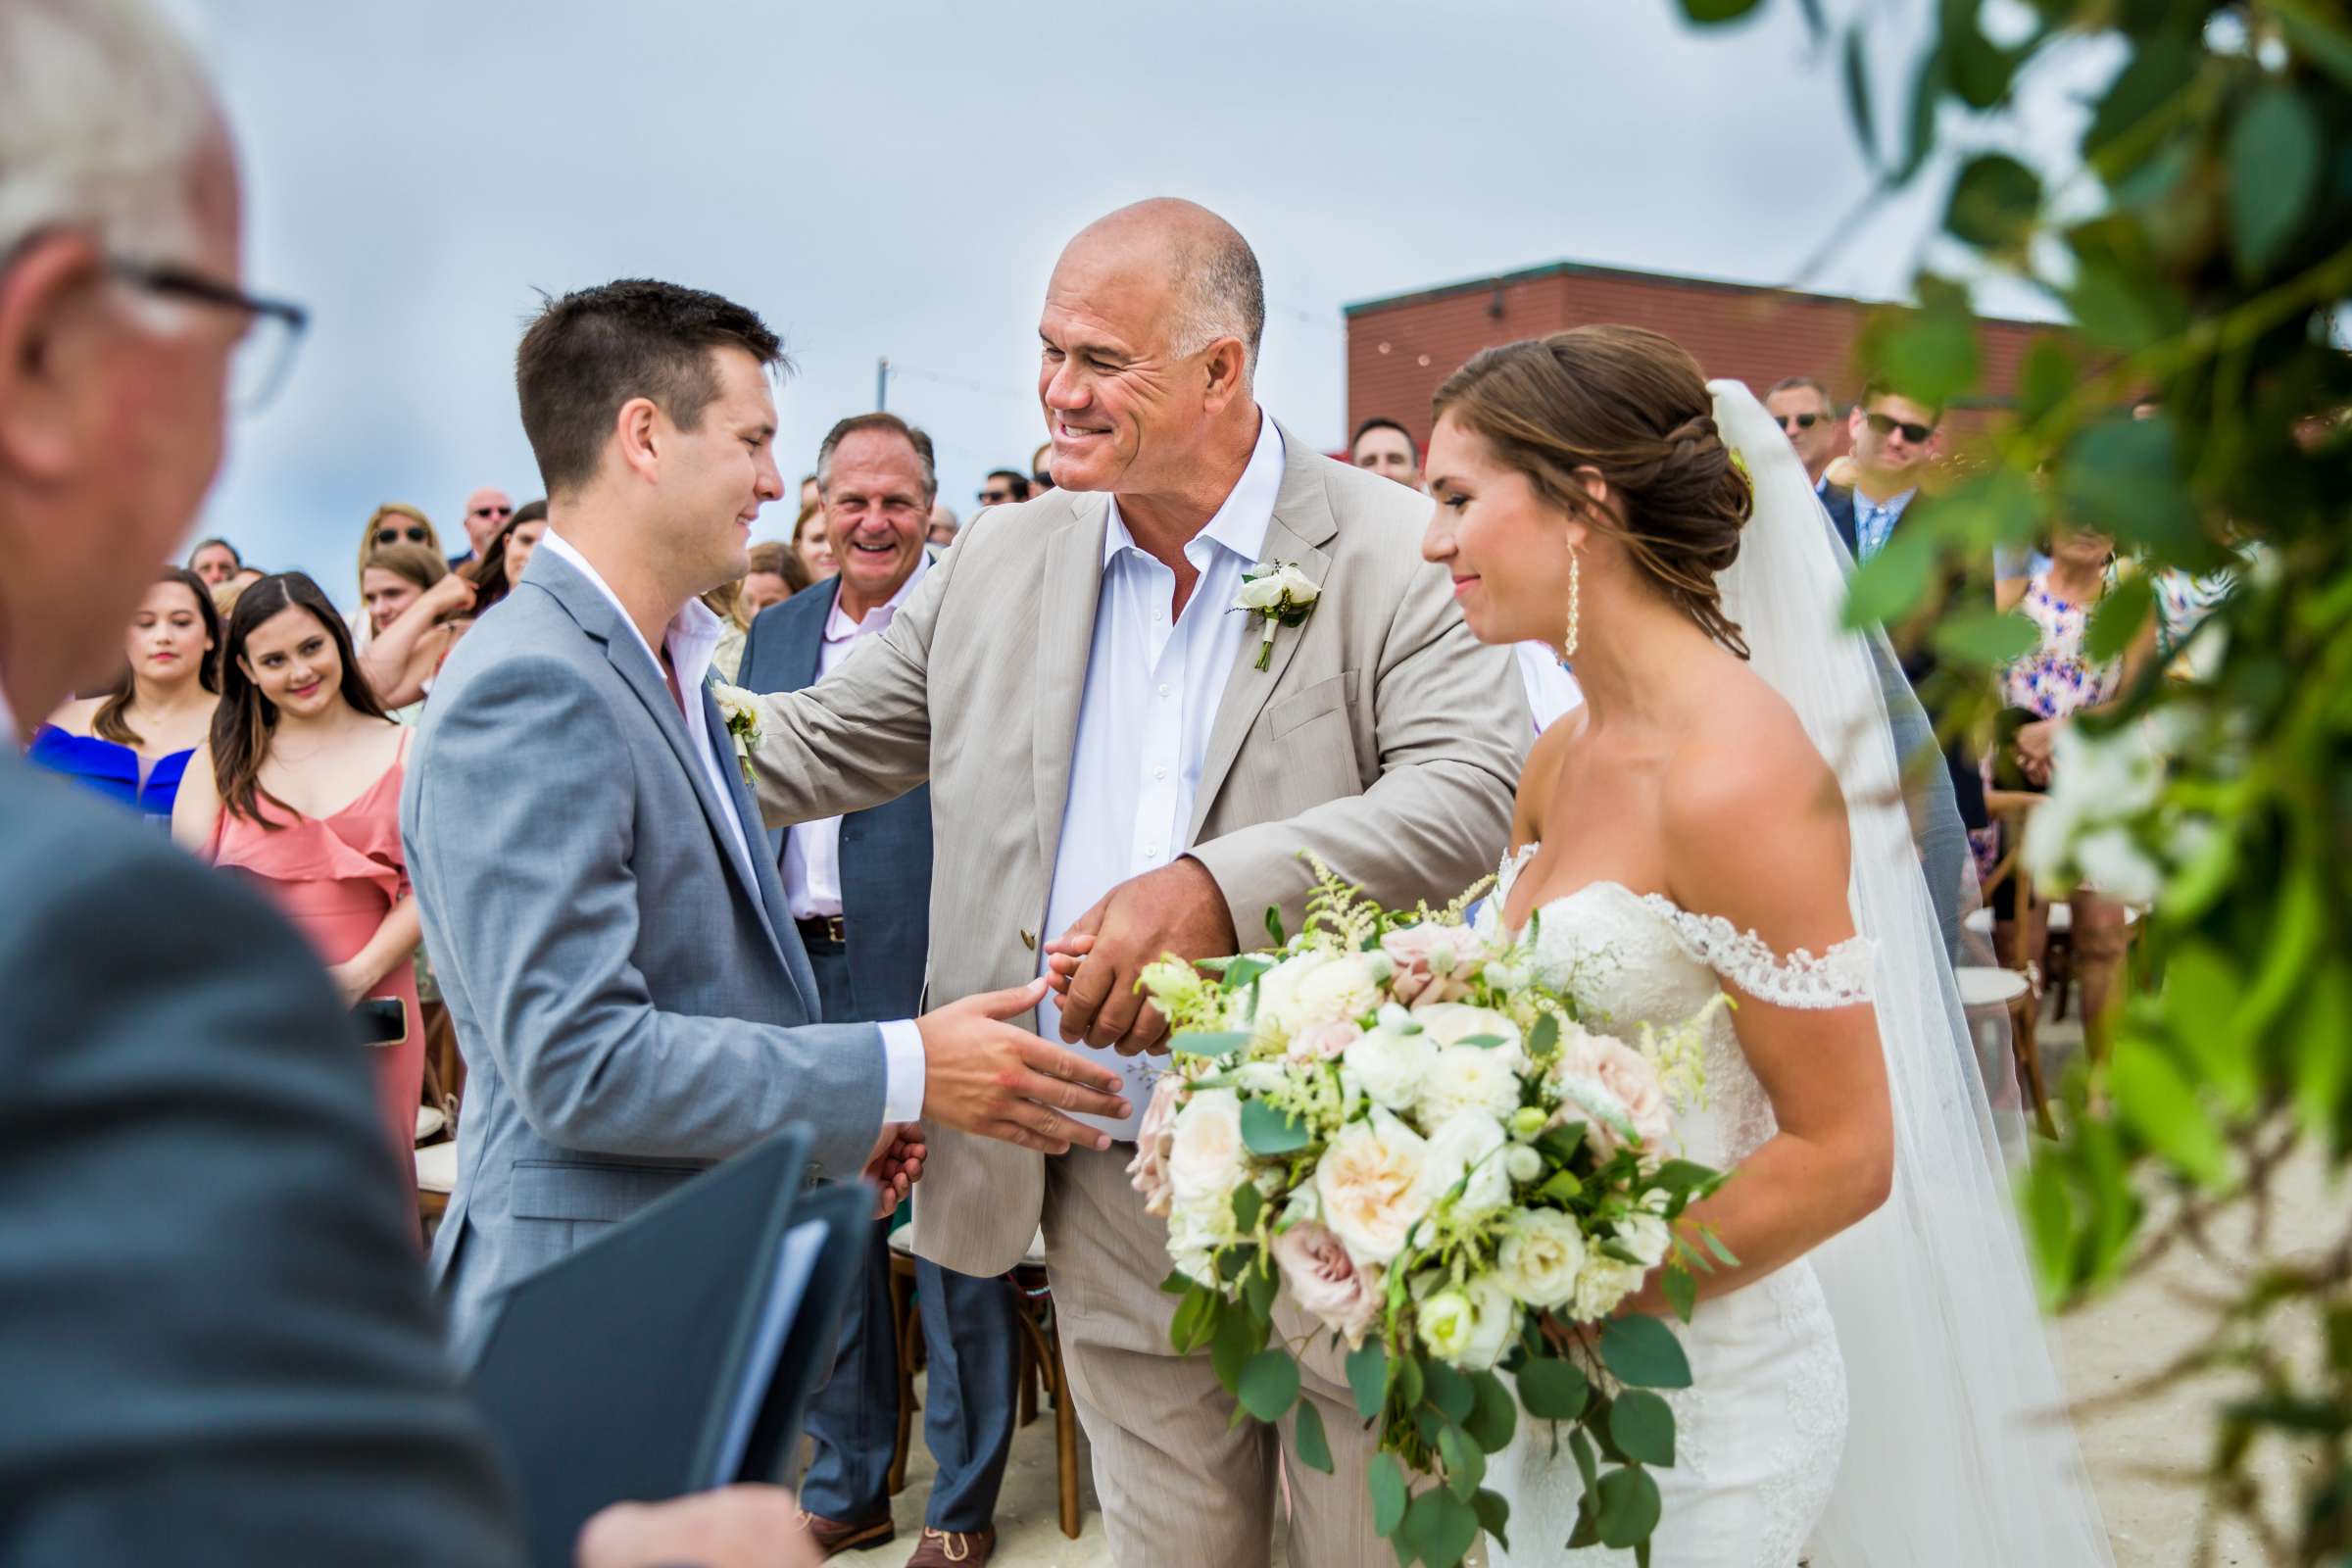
[
  {"left": 541, "top": 530, "right": 928, "bottom": 1125},
  {"left": 1515, "top": 643, "right": 1586, "bottom": 734},
  {"left": 783, "top": 552, "right": 932, "bottom": 919},
  {"left": 1041, "top": 412, "right": 1285, "bottom": 1140}
]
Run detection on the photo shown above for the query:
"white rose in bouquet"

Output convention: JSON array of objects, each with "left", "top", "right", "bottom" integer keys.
[
  {"left": 1340, "top": 1020, "right": 1437, "bottom": 1113},
  {"left": 1246, "top": 951, "right": 1332, "bottom": 1039},
  {"left": 1422, "top": 1110, "right": 1513, "bottom": 1217},
  {"left": 1569, "top": 1251, "right": 1647, "bottom": 1322},
  {"left": 1165, "top": 1194, "right": 1225, "bottom": 1285},
  {"left": 1417, "top": 1043, "right": 1525, "bottom": 1127},
  {"left": 1274, "top": 951, "right": 1392, "bottom": 1034},
  {"left": 1613, "top": 1207, "right": 1672, "bottom": 1271},
  {"left": 1417, "top": 1275, "right": 1515, "bottom": 1370},
  {"left": 1410, "top": 1003, "right": 1526, "bottom": 1065},
  {"left": 1314, "top": 1108, "right": 1435, "bottom": 1265},
  {"left": 1496, "top": 1207, "right": 1587, "bottom": 1309},
  {"left": 1167, "top": 1089, "right": 1250, "bottom": 1211}
]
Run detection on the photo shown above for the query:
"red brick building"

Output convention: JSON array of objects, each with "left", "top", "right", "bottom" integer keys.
[{"left": 1344, "top": 260, "right": 2052, "bottom": 453}]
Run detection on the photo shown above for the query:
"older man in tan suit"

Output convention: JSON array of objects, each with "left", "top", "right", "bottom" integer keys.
[{"left": 748, "top": 199, "right": 1524, "bottom": 1568}]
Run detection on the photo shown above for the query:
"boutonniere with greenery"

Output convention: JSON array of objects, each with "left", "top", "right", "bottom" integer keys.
[{"left": 1233, "top": 562, "right": 1321, "bottom": 672}]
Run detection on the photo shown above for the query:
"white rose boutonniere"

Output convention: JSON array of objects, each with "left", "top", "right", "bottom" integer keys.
[
  {"left": 710, "top": 683, "right": 762, "bottom": 788},
  {"left": 1232, "top": 561, "right": 1320, "bottom": 671}
]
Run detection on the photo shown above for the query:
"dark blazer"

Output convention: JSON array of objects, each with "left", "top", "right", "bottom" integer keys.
[
  {"left": 1822, "top": 481, "right": 1858, "bottom": 559},
  {"left": 0, "top": 750, "right": 520, "bottom": 1564},
  {"left": 739, "top": 576, "right": 932, "bottom": 1021}
]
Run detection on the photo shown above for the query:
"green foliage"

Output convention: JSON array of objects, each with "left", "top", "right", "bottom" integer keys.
[
  {"left": 1600, "top": 1314, "right": 1695, "bottom": 1391},
  {"left": 1293, "top": 1399, "right": 1335, "bottom": 1475},
  {"left": 1240, "top": 1099, "right": 1311, "bottom": 1156},
  {"left": 1759, "top": 0, "right": 2352, "bottom": 1555}
]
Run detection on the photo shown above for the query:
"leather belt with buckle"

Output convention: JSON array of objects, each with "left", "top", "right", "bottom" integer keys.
[{"left": 796, "top": 914, "right": 848, "bottom": 946}]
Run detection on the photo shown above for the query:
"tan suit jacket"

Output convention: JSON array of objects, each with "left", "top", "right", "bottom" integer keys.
[{"left": 749, "top": 420, "right": 1528, "bottom": 1275}]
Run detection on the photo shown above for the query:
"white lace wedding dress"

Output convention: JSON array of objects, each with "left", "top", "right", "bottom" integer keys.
[{"left": 1478, "top": 846, "right": 1874, "bottom": 1567}]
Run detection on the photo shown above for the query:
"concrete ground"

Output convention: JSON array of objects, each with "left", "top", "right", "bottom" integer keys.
[{"left": 844, "top": 1019, "right": 2336, "bottom": 1568}]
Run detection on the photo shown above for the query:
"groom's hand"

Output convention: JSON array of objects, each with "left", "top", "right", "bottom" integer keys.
[
  {"left": 916, "top": 978, "right": 1132, "bottom": 1153},
  {"left": 862, "top": 1123, "right": 926, "bottom": 1217},
  {"left": 1053, "top": 857, "right": 1239, "bottom": 1054}
]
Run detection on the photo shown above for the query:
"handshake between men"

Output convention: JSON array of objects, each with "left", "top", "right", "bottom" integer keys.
[{"left": 872, "top": 857, "right": 1236, "bottom": 1205}]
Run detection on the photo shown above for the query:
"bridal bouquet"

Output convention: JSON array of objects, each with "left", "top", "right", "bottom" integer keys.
[{"left": 1129, "top": 861, "right": 1731, "bottom": 1567}]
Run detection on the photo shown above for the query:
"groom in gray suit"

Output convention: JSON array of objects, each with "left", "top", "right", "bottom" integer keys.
[{"left": 406, "top": 280, "right": 1130, "bottom": 1348}]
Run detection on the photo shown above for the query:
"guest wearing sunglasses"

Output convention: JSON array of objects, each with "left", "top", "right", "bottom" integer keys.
[
  {"left": 1764, "top": 376, "right": 1841, "bottom": 491},
  {"left": 449, "top": 486, "right": 514, "bottom": 569},
  {"left": 1029, "top": 438, "right": 1054, "bottom": 494},
  {"left": 1822, "top": 380, "right": 1942, "bottom": 563},
  {"left": 350, "top": 503, "right": 440, "bottom": 653}
]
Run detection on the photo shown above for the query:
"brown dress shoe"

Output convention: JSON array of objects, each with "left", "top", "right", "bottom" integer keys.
[
  {"left": 796, "top": 1507, "right": 895, "bottom": 1559},
  {"left": 905, "top": 1526, "right": 996, "bottom": 1566}
]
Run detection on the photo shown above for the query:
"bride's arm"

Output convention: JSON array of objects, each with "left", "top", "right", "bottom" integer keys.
[{"left": 1622, "top": 725, "right": 1894, "bottom": 1313}]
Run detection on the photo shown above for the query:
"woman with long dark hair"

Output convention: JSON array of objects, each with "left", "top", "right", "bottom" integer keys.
[
  {"left": 173, "top": 572, "right": 423, "bottom": 1181},
  {"left": 29, "top": 566, "right": 220, "bottom": 820}
]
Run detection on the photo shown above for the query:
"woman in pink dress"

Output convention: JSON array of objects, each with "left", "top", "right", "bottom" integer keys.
[{"left": 174, "top": 572, "right": 423, "bottom": 1190}]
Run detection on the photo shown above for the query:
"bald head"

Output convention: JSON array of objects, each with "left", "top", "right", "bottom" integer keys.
[
  {"left": 1059, "top": 199, "right": 1264, "bottom": 373},
  {"left": 1037, "top": 199, "right": 1265, "bottom": 510}
]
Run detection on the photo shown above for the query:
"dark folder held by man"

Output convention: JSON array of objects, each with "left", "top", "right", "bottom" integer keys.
[{"left": 464, "top": 1126, "right": 868, "bottom": 1568}]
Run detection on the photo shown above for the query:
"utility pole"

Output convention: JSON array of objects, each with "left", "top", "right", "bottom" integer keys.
[{"left": 876, "top": 357, "right": 890, "bottom": 412}]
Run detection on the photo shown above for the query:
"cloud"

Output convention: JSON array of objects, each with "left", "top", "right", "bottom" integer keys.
[{"left": 184, "top": 0, "right": 2053, "bottom": 601}]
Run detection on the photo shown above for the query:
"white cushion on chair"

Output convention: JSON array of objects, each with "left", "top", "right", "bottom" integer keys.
[
  {"left": 886, "top": 1225, "right": 916, "bottom": 1256},
  {"left": 416, "top": 1140, "right": 459, "bottom": 1195},
  {"left": 415, "top": 1104, "right": 445, "bottom": 1144},
  {"left": 1963, "top": 906, "right": 1994, "bottom": 937},
  {"left": 1954, "top": 965, "right": 2031, "bottom": 1009}
]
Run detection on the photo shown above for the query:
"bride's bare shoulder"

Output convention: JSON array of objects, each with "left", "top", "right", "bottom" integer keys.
[
  {"left": 1511, "top": 707, "right": 1586, "bottom": 846},
  {"left": 1660, "top": 672, "right": 1851, "bottom": 922}
]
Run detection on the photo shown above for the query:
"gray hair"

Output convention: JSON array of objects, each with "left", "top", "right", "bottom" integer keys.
[
  {"left": 0, "top": 0, "right": 218, "bottom": 268},
  {"left": 814, "top": 411, "right": 939, "bottom": 501},
  {"left": 1166, "top": 227, "right": 1265, "bottom": 377}
]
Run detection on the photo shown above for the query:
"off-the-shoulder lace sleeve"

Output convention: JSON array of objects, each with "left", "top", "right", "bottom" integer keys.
[{"left": 1639, "top": 895, "right": 1876, "bottom": 1008}]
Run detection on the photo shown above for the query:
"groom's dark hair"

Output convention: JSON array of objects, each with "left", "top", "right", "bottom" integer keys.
[{"left": 515, "top": 278, "right": 786, "bottom": 497}]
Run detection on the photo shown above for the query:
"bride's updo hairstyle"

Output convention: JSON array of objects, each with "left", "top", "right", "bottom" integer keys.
[{"left": 1432, "top": 324, "right": 1754, "bottom": 658}]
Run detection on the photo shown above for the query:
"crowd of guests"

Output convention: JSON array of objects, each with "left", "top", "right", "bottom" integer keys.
[{"left": 23, "top": 424, "right": 1060, "bottom": 1564}]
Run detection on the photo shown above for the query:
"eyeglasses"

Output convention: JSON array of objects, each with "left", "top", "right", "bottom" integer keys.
[
  {"left": 1778, "top": 412, "right": 1823, "bottom": 431},
  {"left": 375, "top": 525, "right": 430, "bottom": 547},
  {"left": 1032, "top": 472, "right": 1054, "bottom": 488},
  {"left": 108, "top": 259, "right": 309, "bottom": 412},
  {"left": 1865, "top": 411, "right": 1936, "bottom": 444},
  {"left": 978, "top": 487, "right": 1014, "bottom": 504},
  {"left": 469, "top": 505, "right": 514, "bottom": 521}
]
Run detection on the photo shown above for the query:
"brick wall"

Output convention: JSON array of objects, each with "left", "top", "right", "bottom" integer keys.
[{"left": 1345, "top": 262, "right": 2052, "bottom": 451}]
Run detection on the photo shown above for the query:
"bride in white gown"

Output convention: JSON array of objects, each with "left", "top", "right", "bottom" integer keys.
[{"left": 1422, "top": 327, "right": 2114, "bottom": 1566}]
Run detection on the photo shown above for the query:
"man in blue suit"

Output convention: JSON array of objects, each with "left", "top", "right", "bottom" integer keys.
[{"left": 741, "top": 413, "right": 1021, "bottom": 1568}]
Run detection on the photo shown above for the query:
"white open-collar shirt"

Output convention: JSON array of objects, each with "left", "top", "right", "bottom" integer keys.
[
  {"left": 782, "top": 551, "right": 932, "bottom": 919},
  {"left": 1041, "top": 411, "right": 1285, "bottom": 1140}
]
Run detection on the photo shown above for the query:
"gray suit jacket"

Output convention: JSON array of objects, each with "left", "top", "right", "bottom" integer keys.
[
  {"left": 0, "top": 751, "right": 520, "bottom": 1564},
  {"left": 739, "top": 576, "right": 932, "bottom": 1021},
  {"left": 404, "top": 546, "right": 888, "bottom": 1347},
  {"left": 748, "top": 421, "right": 1529, "bottom": 1275}
]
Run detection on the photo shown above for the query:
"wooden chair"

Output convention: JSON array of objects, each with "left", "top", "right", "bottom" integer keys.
[
  {"left": 1970, "top": 789, "right": 2057, "bottom": 1138},
  {"left": 885, "top": 1228, "right": 1082, "bottom": 1540}
]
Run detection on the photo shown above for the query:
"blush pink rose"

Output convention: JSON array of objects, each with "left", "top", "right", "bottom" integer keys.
[
  {"left": 1554, "top": 1030, "right": 1674, "bottom": 1162},
  {"left": 1380, "top": 925, "right": 1477, "bottom": 1006},
  {"left": 1288, "top": 1019, "right": 1364, "bottom": 1063},
  {"left": 1270, "top": 1220, "right": 1385, "bottom": 1347},
  {"left": 1126, "top": 1073, "right": 1185, "bottom": 1217}
]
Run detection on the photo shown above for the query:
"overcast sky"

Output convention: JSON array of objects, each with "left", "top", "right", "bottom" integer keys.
[{"left": 175, "top": 0, "right": 2072, "bottom": 607}]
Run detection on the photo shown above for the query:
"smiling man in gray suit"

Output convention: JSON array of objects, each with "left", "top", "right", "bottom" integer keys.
[
  {"left": 745, "top": 203, "right": 1526, "bottom": 1568},
  {"left": 405, "top": 280, "right": 1131, "bottom": 1349}
]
